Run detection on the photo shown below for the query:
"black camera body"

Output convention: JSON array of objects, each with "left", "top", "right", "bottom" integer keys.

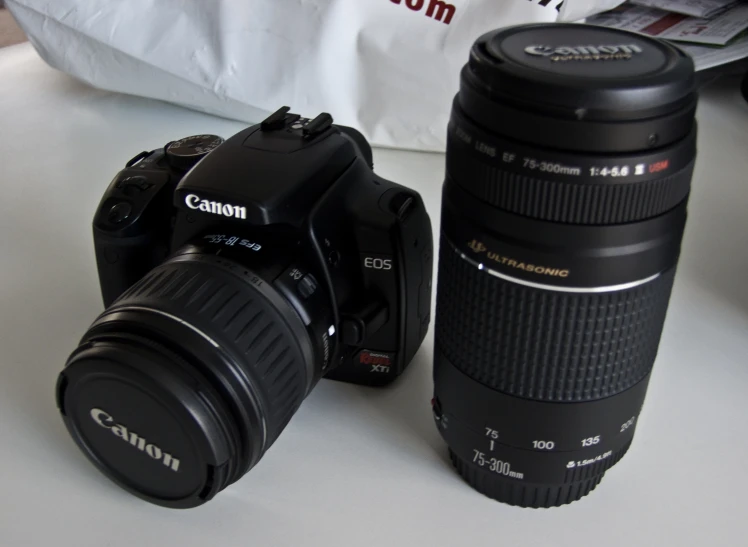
[
  {"left": 92, "top": 108, "right": 432, "bottom": 387},
  {"left": 57, "top": 108, "right": 433, "bottom": 507}
]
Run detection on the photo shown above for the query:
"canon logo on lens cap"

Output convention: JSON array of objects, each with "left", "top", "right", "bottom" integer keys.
[
  {"left": 90, "top": 408, "right": 181, "bottom": 472},
  {"left": 524, "top": 43, "right": 643, "bottom": 61}
]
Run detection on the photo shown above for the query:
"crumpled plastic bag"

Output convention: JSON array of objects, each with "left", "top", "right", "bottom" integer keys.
[{"left": 8, "top": 0, "right": 625, "bottom": 151}]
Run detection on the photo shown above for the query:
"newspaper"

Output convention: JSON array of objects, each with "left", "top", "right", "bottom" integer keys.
[
  {"left": 627, "top": 0, "right": 739, "bottom": 18},
  {"left": 587, "top": 3, "right": 748, "bottom": 45},
  {"left": 677, "top": 34, "right": 748, "bottom": 69}
]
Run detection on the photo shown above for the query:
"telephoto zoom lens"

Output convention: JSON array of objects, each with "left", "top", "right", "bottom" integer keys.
[{"left": 433, "top": 24, "right": 697, "bottom": 507}]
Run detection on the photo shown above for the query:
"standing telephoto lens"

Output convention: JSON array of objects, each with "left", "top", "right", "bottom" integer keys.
[{"left": 433, "top": 24, "right": 697, "bottom": 507}]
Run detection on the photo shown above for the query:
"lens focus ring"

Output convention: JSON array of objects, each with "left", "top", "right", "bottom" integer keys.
[
  {"left": 436, "top": 237, "right": 676, "bottom": 402},
  {"left": 447, "top": 129, "right": 695, "bottom": 225}
]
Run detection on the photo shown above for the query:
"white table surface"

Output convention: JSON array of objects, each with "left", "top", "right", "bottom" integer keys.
[{"left": 1, "top": 43, "right": 747, "bottom": 547}]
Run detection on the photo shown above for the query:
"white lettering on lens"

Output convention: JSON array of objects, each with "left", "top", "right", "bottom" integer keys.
[
  {"left": 185, "top": 194, "right": 247, "bottom": 220},
  {"left": 89, "top": 408, "right": 181, "bottom": 472}
]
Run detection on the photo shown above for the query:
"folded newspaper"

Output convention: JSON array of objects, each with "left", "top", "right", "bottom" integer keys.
[
  {"left": 627, "top": 0, "right": 739, "bottom": 18},
  {"left": 587, "top": 2, "right": 748, "bottom": 45},
  {"left": 587, "top": 1, "right": 748, "bottom": 69}
]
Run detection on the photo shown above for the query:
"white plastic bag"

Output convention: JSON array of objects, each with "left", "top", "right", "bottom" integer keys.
[{"left": 8, "top": 0, "right": 625, "bottom": 151}]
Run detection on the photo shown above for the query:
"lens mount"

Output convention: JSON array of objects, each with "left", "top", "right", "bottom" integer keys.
[{"left": 434, "top": 350, "right": 644, "bottom": 507}]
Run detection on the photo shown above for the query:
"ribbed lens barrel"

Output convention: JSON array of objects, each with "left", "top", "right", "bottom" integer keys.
[
  {"left": 433, "top": 24, "right": 698, "bottom": 507},
  {"left": 57, "top": 248, "right": 333, "bottom": 508}
]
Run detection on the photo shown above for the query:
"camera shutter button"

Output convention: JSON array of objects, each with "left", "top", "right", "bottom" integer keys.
[
  {"left": 108, "top": 202, "right": 133, "bottom": 224},
  {"left": 389, "top": 192, "right": 415, "bottom": 221}
]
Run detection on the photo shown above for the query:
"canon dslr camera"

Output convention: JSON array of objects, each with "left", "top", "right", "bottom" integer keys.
[{"left": 56, "top": 107, "right": 433, "bottom": 508}]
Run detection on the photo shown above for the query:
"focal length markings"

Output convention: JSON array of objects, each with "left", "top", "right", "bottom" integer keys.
[
  {"left": 523, "top": 157, "right": 581, "bottom": 176},
  {"left": 456, "top": 128, "right": 581, "bottom": 178},
  {"left": 204, "top": 234, "right": 262, "bottom": 251},
  {"left": 473, "top": 450, "right": 525, "bottom": 479},
  {"left": 456, "top": 123, "right": 676, "bottom": 180}
]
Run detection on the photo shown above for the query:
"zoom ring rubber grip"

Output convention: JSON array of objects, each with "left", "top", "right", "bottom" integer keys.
[
  {"left": 113, "top": 255, "right": 309, "bottom": 447},
  {"left": 435, "top": 237, "right": 676, "bottom": 402}
]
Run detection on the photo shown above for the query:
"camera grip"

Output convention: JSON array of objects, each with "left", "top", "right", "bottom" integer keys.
[{"left": 94, "top": 227, "right": 168, "bottom": 307}]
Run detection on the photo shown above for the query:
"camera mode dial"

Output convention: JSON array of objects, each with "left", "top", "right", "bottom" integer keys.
[{"left": 166, "top": 135, "right": 224, "bottom": 171}]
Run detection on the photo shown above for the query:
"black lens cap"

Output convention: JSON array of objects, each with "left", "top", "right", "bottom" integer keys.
[
  {"left": 57, "top": 339, "right": 238, "bottom": 508},
  {"left": 467, "top": 24, "right": 696, "bottom": 121}
]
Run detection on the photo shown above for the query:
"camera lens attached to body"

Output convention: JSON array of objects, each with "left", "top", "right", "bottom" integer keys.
[
  {"left": 58, "top": 247, "right": 330, "bottom": 508},
  {"left": 434, "top": 24, "right": 697, "bottom": 507}
]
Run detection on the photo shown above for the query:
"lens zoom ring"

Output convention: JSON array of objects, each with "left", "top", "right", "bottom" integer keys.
[
  {"left": 436, "top": 238, "right": 676, "bottom": 402},
  {"left": 116, "top": 259, "right": 307, "bottom": 443},
  {"left": 448, "top": 151, "right": 693, "bottom": 224}
]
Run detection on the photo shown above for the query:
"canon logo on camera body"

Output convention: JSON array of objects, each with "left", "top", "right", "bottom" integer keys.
[
  {"left": 90, "top": 408, "right": 181, "bottom": 472},
  {"left": 525, "top": 43, "right": 643, "bottom": 61},
  {"left": 185, "top": 193, "right": 247, "bottom": 220}
]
